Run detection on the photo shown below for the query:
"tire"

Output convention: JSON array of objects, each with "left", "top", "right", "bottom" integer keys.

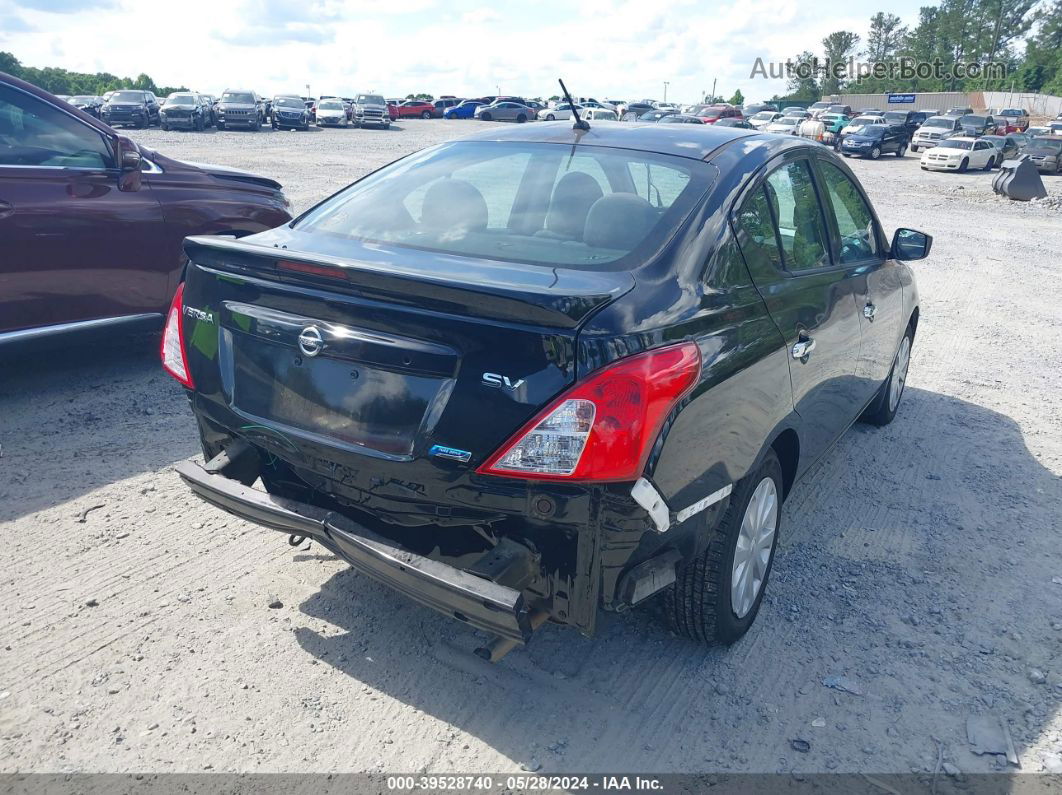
[
  {"left": 161, "top": 122, "right": 169, "bottom": 131},
  {"left": 480, "top": 113, "right": 492, "bottom": 121},
  {"left": 421, "top": 110, "right": 431, "bottom": 119},
  {"left": 842, "top": 153, "right": 851, "bottom": 157},
  {"left": 958, "top": 158, "right": 969, "bottom": 173},
  {"left": 546, "top": 113, "right": 555, "bottom": 120},
  {"left": 910, "top": 144, "right": 919, "bottom": 153},
  {"left": 216, "top": 122, "right": 225, "bottom": 130},
  {"left": 896, "top": 144, "right": 906, "bottom": 158},
  {"left": 983, "top": 156, "right": 994, "bottom": 170},
  {"left": 516, "top": 114, "right": 526, "bottom": 123},
  {"left": 861, "top": 326, "right": 913, "bottom": 426},
  {"left": 870, "top": 146, "right": 881, "bottom": 160},
  {"left": 665, "top": 450, "right": 783, "bottom": 645}
]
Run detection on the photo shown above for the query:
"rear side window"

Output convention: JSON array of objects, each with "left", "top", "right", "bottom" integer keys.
[
  {"left": 297, "top": 141, "right": 711, "bottom": 270},
  {"left": 0, "top": 85, "right": 113, "bottom": 168},
  {"left": 735, "top": 186, "right": 783, "bottom": 275},
  {"left": 818, "top": 162, "right": 880, "bottom": 264},
  {"left": 762, "top": 161, "right": 830, "bottom": 270}
]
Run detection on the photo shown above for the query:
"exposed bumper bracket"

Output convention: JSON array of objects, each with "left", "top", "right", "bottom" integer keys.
[{"left": 175, "top": 460, "right": 534, "bottom": 645}]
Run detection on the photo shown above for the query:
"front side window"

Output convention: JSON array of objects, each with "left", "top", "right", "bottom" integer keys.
[
  {"left": 762, "top": 161, "right": 830, "bottom": 270},
  {"left": 817, "top": 161, "right": 880, "bottom": 264},
  {"left": 296, "top": 141, "right": 710, "bottom": 270},
  {"left": 0, "top": 85, "right": 113, "bottom": 168}
]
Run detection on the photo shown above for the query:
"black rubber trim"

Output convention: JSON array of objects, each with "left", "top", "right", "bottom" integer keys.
[{"left": 175, "top": 460, "right": 533, "bottom": 643}]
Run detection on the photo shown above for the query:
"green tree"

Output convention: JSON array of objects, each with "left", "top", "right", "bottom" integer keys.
[
  {"left": 786, "top": 50, "right": 821, "bottom": 98},
  {"left": 821, "top": 31, "right": 860, "bottom": 95},
  {"left": 865, "top": 12, "right": 908, "bottom": 61},
  {"left": 728, "top": 88, "right": 745, "bottom": 105}
]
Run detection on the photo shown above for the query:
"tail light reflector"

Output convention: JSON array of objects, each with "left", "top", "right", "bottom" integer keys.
[
  {"left": 477, "top": 342, "right": 701, "bottom": 482},
  {"left": 160, "top": 282, "right": 194, "bottom": 388}
]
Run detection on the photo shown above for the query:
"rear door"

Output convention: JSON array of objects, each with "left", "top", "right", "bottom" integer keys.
[
  {"left": 0, "top": 82, "right": 168, "bottom": 334},
  {"left": 734, "top": 154, "right": 865, "bottom": 464},
  {"left": 812, "top": 156, "right": 902, "bottom": 397}
]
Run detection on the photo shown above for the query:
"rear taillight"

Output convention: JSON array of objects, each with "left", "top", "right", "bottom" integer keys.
[
  {"left": 160, "top": 282, "right": 194, "bottom": 388},
  {"left": 477, "top": 342, "right": 701, "bottom": 482}
]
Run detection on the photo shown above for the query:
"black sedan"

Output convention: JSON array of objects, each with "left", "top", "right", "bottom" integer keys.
[
  {"left": 166, "top": 121, "right": 930, "bottom": 655},
  {"left": 980, "top": 134, "right": 1021, "bottom": 163},
  {"left": 840, "top": 124, "right": 908, "bottom": 159},
  {"left": 638, "top": 109, "right": 678, "bottom": 122}
]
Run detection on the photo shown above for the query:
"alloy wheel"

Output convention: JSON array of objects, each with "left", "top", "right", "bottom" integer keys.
[
  {"left": 889, "top": 335, "right": 911, "bottom": 412},
  {"left": 731, "top": 477, "right": 778, "bottom": 619}
]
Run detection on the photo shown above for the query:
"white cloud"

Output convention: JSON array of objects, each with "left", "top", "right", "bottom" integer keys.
[{"left": 0, "top": 0, "right": 923, "bottom": 101}]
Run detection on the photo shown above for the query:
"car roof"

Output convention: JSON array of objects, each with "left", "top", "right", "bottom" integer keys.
[
  {"left": 457, "top": 119, "right": 773, "bottom": 161},
  {"left": 944, "top": 136, "right": 978, "bottom": 142}
]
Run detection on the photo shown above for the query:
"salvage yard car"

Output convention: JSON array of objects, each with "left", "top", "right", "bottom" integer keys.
[
  {"left": 919, "top": 136, "right": 998, "bottom": 171},
  {"left": 166, "top": 121, "right": 930, "bottom": 656},
  {"left": 911, "top": 115, "right": 963, "bottom": 152},
  {"left": 100, "top": 89, "right": 160, "bottom": 128},
  {"left": 351, "top": 93, "right": 391, "bottom": 129},
  {"left": 841, "top": 123, "right": 908, "bottom": 159},
  {"left": 271, "top": 96, "right": 310, "bottom": 131},
  {"left": 0, "top": 72, "right": 292, "bottom": 344},
  {"left": 216, "top": 89, "right": 264, "bottom": 131},
  {"left": 1023, "top": 135, "right": 1062, "bottom": 174},
  {"left": 160, "top": 92, "right": 209, "bottom": 131},
  {"left": 315, "top": 98, "right": 348, "bottom": 127}
]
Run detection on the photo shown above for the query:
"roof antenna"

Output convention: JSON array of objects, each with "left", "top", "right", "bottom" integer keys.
[{"left": 559, "top": 78, "right": 589, "bottom": 131}]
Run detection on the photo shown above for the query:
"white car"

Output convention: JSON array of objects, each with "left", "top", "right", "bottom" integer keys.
[
  {"left": 764, "top": 116, "right": 801, "bottom": 135},
  {"left": 653, "top": 102, "right": 679, "bottom": 112},
  {"left": 315, "top": 99, "right": 348, "bottom": 127},
  {"left": 920, "top": 136, "right": 998, "bottom": 171},
  {"left": 537, "top": 103, "right": 584, "bottom": 121},
  {"left": 748, "top": 111, "right": 781, "bottom": 129},
  {"left": 582, "top": 108, "right": 618, "bottom": 121}
]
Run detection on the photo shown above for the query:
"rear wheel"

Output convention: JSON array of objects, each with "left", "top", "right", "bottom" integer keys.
[
  {"left": 861, "top": 327, "right": 913, "bottom": 426},
  {"left": 546, "top": 113, "right": 555, "bottom": 120},
  {"left": 421, "top": 110, "right": 431, "bottom": 119},
  {"left": 480, "top": 112, "right": 492, "bottom": 121},
  {"left": 665, "top": 450, "right": 783, "bottom": 644},
  {"left": 896, "top": 144, "right": 906, "bottom": 158},
  {"left": 516, "top": 114, "right": 526, "bottom": 123}
]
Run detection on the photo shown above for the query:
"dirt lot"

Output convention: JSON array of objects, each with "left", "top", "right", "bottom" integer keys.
[{"left": 1, "top": 120, "right": 1061, "bottom": 778}]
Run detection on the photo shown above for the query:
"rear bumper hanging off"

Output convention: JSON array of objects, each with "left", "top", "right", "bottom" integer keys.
[{"left": 175, "top": 460, "right": 534, "bottom": 645}]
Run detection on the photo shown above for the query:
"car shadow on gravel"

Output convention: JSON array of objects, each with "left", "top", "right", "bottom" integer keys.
[
  {"left": 292, "top": 386, "right": 1062, "bottom": 775},
  {"left": 0, "top": 332, "right": 199, "bottom": 522}
]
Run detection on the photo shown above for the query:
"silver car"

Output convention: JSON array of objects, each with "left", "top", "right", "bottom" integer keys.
[{"left": 474, "top": 101, "right": 534, "bottom": 123}]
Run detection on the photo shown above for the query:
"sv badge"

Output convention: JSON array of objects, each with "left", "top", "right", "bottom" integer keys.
[{"left": 481, "top": 372, "right": 525, "bottom": 391}]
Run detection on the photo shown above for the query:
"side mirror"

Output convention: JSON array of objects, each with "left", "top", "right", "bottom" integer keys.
[
  {"left": 117, "top": 135, "right": 142, "bottom": 192},
  {"left": 891, "top": 228, "right": 932, "bottom": 261}
]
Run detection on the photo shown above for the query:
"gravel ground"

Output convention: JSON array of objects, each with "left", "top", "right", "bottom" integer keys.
[{"left": 1, "top": 120, "right": 1061, "bottom": 778}]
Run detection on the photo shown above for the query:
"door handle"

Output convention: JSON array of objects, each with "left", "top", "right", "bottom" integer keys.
[
  {"left": 863, "top": 303, "right": 877, "bottom": 320},
  {"left": 791, "top": 337, "right": 816, "bottom": 359}
]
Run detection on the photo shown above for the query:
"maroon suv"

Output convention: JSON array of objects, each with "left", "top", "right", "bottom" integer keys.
[{"left": 0, "top": 72, "right": 293, "bottom": 344}]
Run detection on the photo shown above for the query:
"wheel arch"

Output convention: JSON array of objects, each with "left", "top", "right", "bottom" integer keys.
[{"left": 770, "top": 428, "right": 800, "bottom": 500}]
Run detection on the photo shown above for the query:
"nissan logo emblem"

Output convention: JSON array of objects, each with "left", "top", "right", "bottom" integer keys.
[{"left": 297, "top": 326, "right": 324, "bottom": 357}]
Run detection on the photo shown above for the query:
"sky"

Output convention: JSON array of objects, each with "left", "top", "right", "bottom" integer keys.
[{"left": 0, "top": 0, "right": 928, "bottom": 102}]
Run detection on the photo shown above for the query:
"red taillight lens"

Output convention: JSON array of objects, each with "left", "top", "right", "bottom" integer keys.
[
  {"left": 476, "top": 342, "right": 701, "bottom": 482},
  {"left": 160, "top": 282, "right": 194, "bottom": 388}
]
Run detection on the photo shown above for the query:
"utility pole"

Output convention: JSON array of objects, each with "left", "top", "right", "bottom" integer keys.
[
  {"left": 711, "top": 78, "right": 717, "bottom": 102},
  {"left": 305, "top": 83, "right": 310, "bottom": 99},
  {"left": 663, "top": 81, "right": 669, "bottom": 102}
]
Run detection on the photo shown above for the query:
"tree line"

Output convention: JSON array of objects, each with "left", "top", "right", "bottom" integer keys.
[
  {"left": 0, "top": 51, "right": 187, "bottom": 97},
  {"left": 782, "top": 0, "right": 1062, "bottom": 99}
]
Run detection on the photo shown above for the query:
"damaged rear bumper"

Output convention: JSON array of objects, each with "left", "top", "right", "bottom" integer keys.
[{"left": 175, "top": 460, "right": 534, "bottom": 645}]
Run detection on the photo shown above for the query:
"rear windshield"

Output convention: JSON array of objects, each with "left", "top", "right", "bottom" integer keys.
[
  {"left": 295, "top": 141, "right": 712, "bottom": 270},
  {"left": 753, "top": 111, "right": 776, "bottom": 120}
]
